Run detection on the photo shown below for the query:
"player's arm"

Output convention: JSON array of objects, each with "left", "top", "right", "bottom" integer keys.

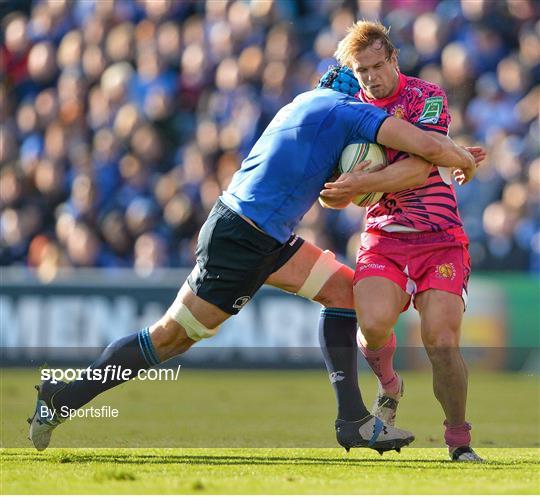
[
  {"left": 320, "top": 68, "right": 481, "bottom": 182},
  {"left": 423, "top": 131, "right": 486, "bottom": 184},
  {"left": 319, "top": 156, "right": 432, "bottom": 208},
  {"left": 375, "top": 117, "right": 477, "bottom": 182}
]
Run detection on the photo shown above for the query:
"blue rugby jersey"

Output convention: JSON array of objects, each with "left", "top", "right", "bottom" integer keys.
[{"left": 221, "top": 88, "right": 388, "bottom": 243}]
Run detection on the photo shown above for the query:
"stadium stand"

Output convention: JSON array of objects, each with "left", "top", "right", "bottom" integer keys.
[{"left": 1, "top": 0, "right": 538, "bottom": 279}]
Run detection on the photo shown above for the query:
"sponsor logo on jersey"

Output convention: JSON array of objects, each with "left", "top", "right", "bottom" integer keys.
[
  {"left": 435, "top": 263, "right": 456, "bottom": 280},
  {"left": 232, "top": 296, "right": 251, "bottom": 309},
  {"left": 418, "top": 96, "right": 443, "bottom": 124},
  {"left": 410, "top": 86, "right": 423, "bottom": 98}
]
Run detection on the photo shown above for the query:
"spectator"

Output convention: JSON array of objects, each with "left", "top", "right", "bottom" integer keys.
[{"left": 1, "top": 0, "right": 538, "bottom": 275}]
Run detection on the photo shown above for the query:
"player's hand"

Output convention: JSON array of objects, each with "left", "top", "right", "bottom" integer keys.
[
  {"left": 319, "top": 183, "right": 354, "bottom": 207},
  {"left": 465, "top": 146, "right": 486, "bottom": 166},
  {"left": 453, "top": 146, "right": 485, "bottom": 185},
  {"left": 320, "top": 161, "right": 371, "bottom": 202},
  {"left": 316, "top": 65, "right": 360, "bottom": 97},
  {"left": 351, "top": 159, "right": 374, "bottom": 174},
  {"left": 452, "top": 168, "right": 468, "bottom": 185},
  {"left": 456, "top": 147, "right": 477, "bottom": 184},
  {"left": 318, "top": 196, "right": 351, "bottom": 209}
]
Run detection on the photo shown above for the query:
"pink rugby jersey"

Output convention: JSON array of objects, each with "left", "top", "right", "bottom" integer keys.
[{"left": 358, "top": 73, "right": 463, "bottom": 232}]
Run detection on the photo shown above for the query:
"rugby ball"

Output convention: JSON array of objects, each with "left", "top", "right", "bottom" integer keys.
[{"left": 339, "top": 141, "right": 387, "bottom": 207}]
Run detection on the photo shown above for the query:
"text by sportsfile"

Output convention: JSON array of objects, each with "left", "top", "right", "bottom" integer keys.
[
  {"left": 40, "top": 364, "right": 182, "bottom": 384},
  {"left": 39, "top": 405, "right": 120, "bottom": 421}
]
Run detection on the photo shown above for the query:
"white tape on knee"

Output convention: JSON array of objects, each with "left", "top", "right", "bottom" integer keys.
[
  {"left": 166, "top": 299, "right": 219, "bottom": 341},
  {"left": 296, "top": 250, "right": 342, "bottom": 300}
]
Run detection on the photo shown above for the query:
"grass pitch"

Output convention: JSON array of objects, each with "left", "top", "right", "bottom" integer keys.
[
  {"left": 1, "top": 368, "right": 539, "bottom": 493},
  {"left": 1, "top": 447, "right": 539, "bottom": 494}
]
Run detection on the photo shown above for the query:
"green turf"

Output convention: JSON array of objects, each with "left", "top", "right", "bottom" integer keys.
[
  {"left": 1, "top": 447, "right": 539, "bottom": 494},
  {"left": 1, "top": 369, "right": 539, "bottom": 494},
  {"left": 1, "top": 369, "right": 538, "bottom": 448}
]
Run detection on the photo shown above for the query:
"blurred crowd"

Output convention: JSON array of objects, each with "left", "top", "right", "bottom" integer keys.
[{"left": 1, "top": 0, "right": 539, "bottom": 279}]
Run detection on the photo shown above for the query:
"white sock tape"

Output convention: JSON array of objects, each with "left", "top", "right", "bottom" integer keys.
[
  {"left": 167, "top": 298, "right": 219, "bottom": 341},
  {"left": 296, "top": 250, "right": 342, "bottom": 300}
]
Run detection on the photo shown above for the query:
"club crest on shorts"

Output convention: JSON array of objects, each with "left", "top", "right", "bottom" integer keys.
[
  {"left": 435, "top": 263, "right": 456, "bottom": 280},
  {"left": 232, "top": 296, "right": 251, "bottom": 309}
]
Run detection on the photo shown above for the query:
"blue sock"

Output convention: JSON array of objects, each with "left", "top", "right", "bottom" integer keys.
[
  {"left": 52, "top": 328, "right": 160, "bottom": 411},
  {"left": 319, "top": 308, "right": 369, "bottom": 421}
]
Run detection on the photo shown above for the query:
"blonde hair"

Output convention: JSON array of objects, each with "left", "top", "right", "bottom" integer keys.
[{"left": 334, "top": 20, "right": 397, "bottom": 67}]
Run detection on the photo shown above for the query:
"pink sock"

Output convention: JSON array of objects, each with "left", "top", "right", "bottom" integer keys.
[
  {"left": 444, "top": 421, "right": 472, "bottom": 448},
  {"left": 358, "top": 331, "right": 400, "bottom": 394}
]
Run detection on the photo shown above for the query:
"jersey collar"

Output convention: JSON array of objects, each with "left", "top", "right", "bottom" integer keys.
[{"left": 357, "top": 72, "right": 407, "bottom": 108}]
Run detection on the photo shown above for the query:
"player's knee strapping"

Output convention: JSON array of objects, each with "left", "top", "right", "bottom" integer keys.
[
  {"left": 296, "top": 250, "right": 343, "bottom": 300},
  {"left": 167, "top": 299, "right": 219, "bottom": 341}
]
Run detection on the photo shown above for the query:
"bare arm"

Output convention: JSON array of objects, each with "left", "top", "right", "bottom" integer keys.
[
  {"left": 376, "top": 117, "right": 477, "bottom": 181},
  {"left": 319, "top": 156, "right": 432, "bottom": 209}
]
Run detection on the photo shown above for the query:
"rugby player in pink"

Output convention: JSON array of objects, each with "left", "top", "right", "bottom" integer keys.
[{"left": 320, "top": 21, "right": 484, "bottom": 462}]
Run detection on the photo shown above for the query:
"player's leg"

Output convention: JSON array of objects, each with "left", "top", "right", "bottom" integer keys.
[
  {"left": 28, "top": 200, "right": 275, "bottom": 450},
  {"left": 266, "top": 239, "right": 354, "bottom": 308},
  {"left": 411, "top": 233, "right": 482, "bottom": 461},
  {"left": 352, "top": 231, "right": 411, "bottom": 424},
  {"left": 266, "top": 241, "right": 365, "bottom": 422},
  {"left": 54, "top": 284, "right": 229, "bottom": 407},
  {"left": 354, "top": 276, "right": 408, "bottom": 424},
  {"left": 28, "top": 281, "right": 232, "bottom": 451},
  {"left": 266, "top": 240, "right": 414, "bottom": 453},
  {"left": 415, "top": 290, "right": 466, "bottom": 426},
  {"left": 149, "top": 282, "right": 229, "bottom": 360},
  {"left": 414, "top": 289, "right": 481, "bottom": 461}
]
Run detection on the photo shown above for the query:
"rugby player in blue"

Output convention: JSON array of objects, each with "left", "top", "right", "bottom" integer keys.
[{"left": 29, "top": 70, "right": 478, "bottom": 454}]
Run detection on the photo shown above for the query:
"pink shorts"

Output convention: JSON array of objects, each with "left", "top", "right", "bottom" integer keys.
[{"left": 354, "top": 228, "right": 471, "bottom": 311}]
